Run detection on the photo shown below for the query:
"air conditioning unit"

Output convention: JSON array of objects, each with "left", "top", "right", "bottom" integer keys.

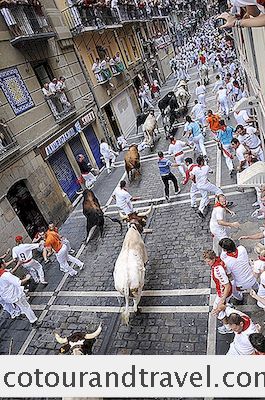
[{"left": 233, "top": 96, "right": 260, "bottom": 112}]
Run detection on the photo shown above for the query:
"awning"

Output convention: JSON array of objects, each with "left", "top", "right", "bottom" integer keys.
[{"left": 237, "top": 161, "right": 265, "bottom": 187}]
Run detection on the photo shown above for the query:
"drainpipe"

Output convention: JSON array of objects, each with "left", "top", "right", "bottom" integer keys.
[{"left": 73, "top": 43, "right": 114, "bottom": 148}]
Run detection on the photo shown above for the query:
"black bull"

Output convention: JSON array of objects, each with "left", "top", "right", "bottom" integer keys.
[{"left": 82, "top": 189, "right": 122, "bottom": 242}]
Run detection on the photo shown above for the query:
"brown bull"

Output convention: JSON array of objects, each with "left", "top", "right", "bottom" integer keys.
[{"left": 124, "top": 144, "right": 141, "bottom": 181}]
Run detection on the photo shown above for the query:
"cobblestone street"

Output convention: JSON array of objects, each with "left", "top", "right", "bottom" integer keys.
[{"left": 0, "top": 67, "right": 264, "bottom": 364}]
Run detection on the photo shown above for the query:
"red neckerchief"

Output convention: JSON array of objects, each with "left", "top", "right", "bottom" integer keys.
[
  {"left": 239, "top": 316, "right": 251, "bottom": 333},
  {"left": 214, "top": 202, "right": 225, "bottom": 208},
  {"left": 227, "top": 249, "right": 239, "bottom": 258},
  {"left": 171, "top": 140, "right": 176, "bottom": 145},
  {"left": 212, "top": 257, "right": 225, "bottom": 268},
  {"left": 259, "top": 256, "right": 265, "bottom": 262},
  {"left": 220, "top": 125, "right": 226, "bottom": 131},
  {"left": 0, "top": 269, "right": 8, "bottom": 277}
]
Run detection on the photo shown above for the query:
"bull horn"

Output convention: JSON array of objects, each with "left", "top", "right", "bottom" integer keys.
[
  {"left": 137, "top": 204, "right": 153, "bottom": 217},
  {"left": 54, "top": 332, "right": 68, "bottom": 344},
  {"left": 119, "top": 211, "right": 128, "bottom": 221},
  {"left": 85, "top": 324, "right": 102, "bottom": 340}
]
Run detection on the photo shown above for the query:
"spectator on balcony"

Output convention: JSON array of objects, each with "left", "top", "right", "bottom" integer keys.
[
  {"left": 100, "top": 59, "right": 112, "bottom": 82},
  {"left": 111, "top": 0, "right": 122, "bottom": 20},
  {"left": 0, "top": 6, "right": 22, "bottom": 36},
  {"left": 113, "top": 52, "right": 124, "bottom": 72},
  {"left": 48, "top": 78, "right": 58, "bottom": 94},
  {"left": 92, "top": 58, "right": 104, "bottom": 82},
  {"left": 42, "top": 82, "right": 59, "bottom": 119},
  {"left": 56, "top": 77, "right": 71, "bottom": 110},
  {"left": 67, "top": 0, "right": 83, "bottom": 30}
]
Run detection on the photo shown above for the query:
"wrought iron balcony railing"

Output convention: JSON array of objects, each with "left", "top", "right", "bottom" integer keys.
[
  {"left": 43, "top": 92, "right": 76, "bottom": 124},
  {"left": 0, "top": 121, "right": 20, "bottom": 163},
  {"left": 0, "top": 4, "right": 55, "bottom": 46}
]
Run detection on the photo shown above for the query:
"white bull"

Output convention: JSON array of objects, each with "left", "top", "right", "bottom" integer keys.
[
  {"left": 199, "top": 64, "right": 209, "bottom": 85},
  {"left": 114, "top": 207, "right": 152, "bottom": 324},
  {"left": 143, "top": 112, "right": 158, "bottom": 148},
  {"left": 174, "top": 80, "right": 190, "bottom": 108}
]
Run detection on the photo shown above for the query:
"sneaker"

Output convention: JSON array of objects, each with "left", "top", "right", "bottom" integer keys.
[
  {"left": 229, "top": 170, "right": 234, "bottom": 177},
  {"left": 69, "top": 249, "right": 75, "bottom": 255},
  {"left": 252, "top": 201, "right": 259, "bottom": 207},
  {"left": 191, "top": 205, "right": 197, "bottom": 209},
  {"left": 44, "top": 259, "right": 50, "bottom": 264},
  {"left": 175, "top": 189, "right": 181, "bottom": 195},
  {"left": 165, "top": 196, "right": 170, "bottom": 202},
  {"left": 226, "top": 201, "right": 233, "bottom": 207},
  {"left": 76, "top": 190, "right": 83, "bottom": 195},
  {"left": 79, "top": 263, "right": 84, "bottom": 271},
  {"left": 40, "top": 281, "right": 48, "bottom": 285},
  {"left": 218, "top": 325, "right": 233, "bottom": 335}
]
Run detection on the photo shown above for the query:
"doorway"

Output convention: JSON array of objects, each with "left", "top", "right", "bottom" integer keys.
[
  {"left": 104, "top": 104, "right": 121, "bottom": 138},
  {"left": 7, "top": 180, "right": 47, "bottom": 239}
]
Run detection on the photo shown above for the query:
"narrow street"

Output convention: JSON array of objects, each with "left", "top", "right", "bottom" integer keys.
[{"left": 0, "top": 65, "right": 264, "bottom": 359}]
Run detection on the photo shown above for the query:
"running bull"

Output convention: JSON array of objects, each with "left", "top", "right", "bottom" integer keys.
[
  {"left": 114, "top": 206, "right": 153, "bottom": 325},
  {"left": 54, "top": 324, "right": 102, "bottom": 355},
  {"left": 124, "top": 144, "right": 141, "bottom": 181},
  {"left": 83, "top": 189, "right": 122, "bottom": 243}
]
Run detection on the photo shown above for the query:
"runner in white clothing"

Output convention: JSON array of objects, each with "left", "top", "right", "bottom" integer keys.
[
  {"left": 195, "top": 81, "right": 206, "bottom": 107},
  {"left": 12, "top": 236, "right": 47, "bottom": 285},
  {"left": 0, "top": 259, "right": 37, "bottom": 324},
  {"left": 190, "top": 155, "right": 223, "bottom": 218},
  {"left": 100, "top": 139, "right": 118, "bottom": 174},
  {"left": 190, "top": 100, "right": 206, "bottom": 131},
  {"left": 112, "top": 180, "right": 140, "bottom": 215},
  {"left": 235, "top": 125, "right": 264, "bottom": 161},
  {"left": 168, "top": 136, "right": 188, "bottom": 178},
  {"left": 226, "top": 308, "right": 258, "bottom": 355},
  {"left": 210, "top": 194, "right": 240, "bottom": 248},
  {"left": 219, "top": 238, "right": 259, "bottom": 301}
]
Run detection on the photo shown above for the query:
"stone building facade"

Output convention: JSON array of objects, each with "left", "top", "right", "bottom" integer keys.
[{"left": 0, "top": 0, "right": 105, "bottom": 253}]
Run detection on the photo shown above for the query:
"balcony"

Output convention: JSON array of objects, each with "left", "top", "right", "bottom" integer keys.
[
  {"left": 92, "top": 58, "right": 125, "bottom": 85},
  {"left": 61, "top": 3, "right": 171, "bottom": 34},
  {"left": 0, "top": 4, "right": 55, "bottom": 47},
  {"left": 43, "top": 92, "right": 76, "bottom": 124},
  {"left": 0, "top": 121, "right": 20, "bottom": 163}
]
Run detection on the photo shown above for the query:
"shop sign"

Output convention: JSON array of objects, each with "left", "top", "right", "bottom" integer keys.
[
  {"left": 45, "top": 125, "right": 78, "bottom": 156},
  {"left": 80, "top": 110, "right": 96, "bottom": 127}
]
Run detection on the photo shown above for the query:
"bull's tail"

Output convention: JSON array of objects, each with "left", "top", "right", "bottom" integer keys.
[
  {"left": 121, "top": 286, "right": 130, "bottom": 325},
  {"left": 104, "top": 216, "right": 123, "bottom": 231}
]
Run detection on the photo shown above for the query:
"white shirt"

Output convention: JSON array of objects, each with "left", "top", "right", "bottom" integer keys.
[
  {"left": 217, "top": 88, "right": 227, "bottom": 101},
  {"left": 191, "top": 103, "right": 205, "bottom": 120},
  {"left": 191, "top": 165, "right": 210, "bottom": 187},
  {"left": 195, "top": 85, "right": 206, "bottom": 96},
  {"left": 220, "top": 245, "right": 256, "bottom": 288},
  {"left": 238, "top": 127, "right": 260, "bottom": 149},
  {"left": 253, "top": 259, "right": 265, "bottom": 275},
  {"left": 257, "top": 271, "right": 265, "bottom": 308},
  {"left": 226, "top": 308, "right": 257, "bottom": 355},
  {"left": 12, "top": 243, "right": 39, "bottom": 262},
  {"left": 100, "top": 142, "right": 111, "bottom": 159},
  {"left": 48, "top": 82, "right": 57, "bottom": 94},
  {"left": 235, "top": 143, "right": 246, "bottom": 162},
  {"left": 0, "top": 271, "right": 24, "bottom": 303},
  {"left": 234, "top": 110, "right": 249, "bottom": 126},
  {"left": 210, "top": 206, "right": 227, "bottom": 239},
  {"left": 213, "top": 79, "right": 223, "bottom": 92},
  {"left": 113, "top": 187, "right": 133, "bottom": 214},
  {"left": 168, "top": 140, "right": 186, "bottom": 156}
]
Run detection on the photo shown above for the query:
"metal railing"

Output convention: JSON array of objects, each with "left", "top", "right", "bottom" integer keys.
[
  {"left": 43, "top": 93, "right": 75, "bottom": 123},
  {"left": 1, "top": 5, "right": 53, "bottom": 39},
  {"left": 61, "top": 3, "right": 171, "bottom": 34}
]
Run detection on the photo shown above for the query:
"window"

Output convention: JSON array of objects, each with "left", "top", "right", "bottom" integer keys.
[
  {"left": 248, "top": 29, "right": 260, "bottom": 85},
  {"left": 32, "top": 61, "right": 53, "bottom": 87},
  {"left": 120, "top": 37, "right": 131, "bottom": 64},
  {"left": 128, "top": 35, "right": 139, "bottom": 60}
]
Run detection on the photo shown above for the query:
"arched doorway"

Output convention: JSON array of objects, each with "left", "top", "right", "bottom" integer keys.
[{"left": 7, "top": 180, "right": 47, "bottom": 238}]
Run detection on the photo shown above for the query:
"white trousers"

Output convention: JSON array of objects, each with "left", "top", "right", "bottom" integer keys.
[
  {"left": 15, "top": 294, "right": 37, "bottom": 323},
  {"left": 82, "top": 173, "right": 96, "bottom": 188},
  {"left": 232, "top": 279, "right": 259, "bottom": 301},
  {"left": 190, "top": 182, "right": 199, "bottom": 207},
  {"left": 192, "top": 134, "right": 207, "bottom": 156},
  {"left": 222, "top": 144, "right": 234, "bottom": 172},
  {"left": 198, "top": 94, "right": 206, "bottom": 107},
  {"left": 219, "top": 97, "right": 229, "bottom": 116},
  {"left": 56, "top": 244, "right": 82, "bottom": 276},
  {"left": 251, "top": 146, "right": 264, "bottom": 162},
  {"left": 198, "top": 182, "right": 222, "bottom": 213},
  {"left": 213, "top": 294, "right": 232, "bottom": 320},
  {"left": 23, "top": 259, "right": 45, "bottom": 284},
  {"left": 175, "top": 154, "right": 186, "bottom": 178},
  {"left": 103, "top": 153, "right": 116, "bottom": 173}
]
